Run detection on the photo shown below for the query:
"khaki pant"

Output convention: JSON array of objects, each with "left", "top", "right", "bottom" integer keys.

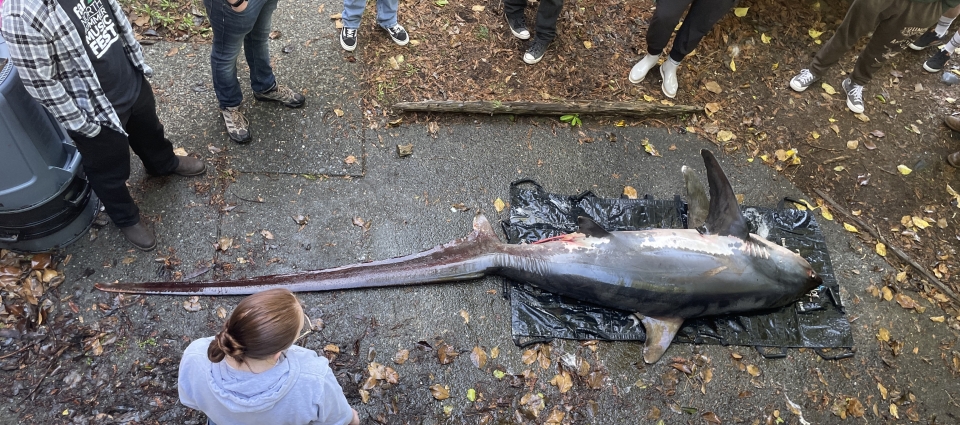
[{"left": 810, "top": 0, "right": 943, "bottom": 85}]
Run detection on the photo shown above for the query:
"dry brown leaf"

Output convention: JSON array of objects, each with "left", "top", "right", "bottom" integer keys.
[
  {"left": 394, "top": 349, "right": 410, "bottom": 364},
  {"left": 746, "top": 364, "right": 761, "bottom": 377},
  {"left": 437, "top": 342, "right": 459, "bottom": 364},
  {"left": 470, "top": 346, "right": 488, "bottom": 369},
  {"left": 429, "top": 384, "right": 450, "bottom": 400},
  {"left": 702, "top": 411, "right": 722, "bottom": 424}
]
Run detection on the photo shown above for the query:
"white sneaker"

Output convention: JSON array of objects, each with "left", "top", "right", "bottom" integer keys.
[
  {"left": 629, "top": 54, "right": 660, "bottom": 84},
  {"left": 660, "top": 58, "right": 679, "bottom": 98},
  {"left": 841, "top": 78, "right": 864, "bottom": 114},
  {"left": 789, "top": 69, "right": 819, "bottom": 92}
]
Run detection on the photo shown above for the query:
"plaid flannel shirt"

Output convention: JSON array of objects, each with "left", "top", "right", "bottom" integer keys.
[{"left": 0, "top": 0, "right": 152, "bottom": 138}]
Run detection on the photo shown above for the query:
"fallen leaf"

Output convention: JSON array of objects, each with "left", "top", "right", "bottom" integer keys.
[
  {"left": 466, "top": 388, "right": 477, "bottom": 402},
  {"left": 911, "top": 216, "right": 930, "bottom": 229},
  {"left": 847, "top": 140, "right": 859, "bottom": 149},
  {"left": 877, "top": 328, "right": 890, "bottom": 341},
  {"left": 895, "top": 294, "right": 917, "bottom": 309},
  {"left": 459, "top": 309, "right": 470, "bottom": 323},
  {"left": 897, "top": 165, "right": 912, "bottom": 175},
  {"left": 746, "top": 364, "right": 761, "bottom": 377},
  {"left": 931, "top": 316, "right": 945, "bottom": 322},
  {"left": 393, "top": 349, "right": 410, "bottom": 364},
  {"left": 260, "top": 229, "right": 274, "bottom": 240},
  {"left": 334, "top": 108, "right": 344, "bottom": 117},
  {"left": 583, "top": 40, "right": 593, "bottom": 49},
  {"left": 470, "top": 346, "right": 487, "bottom": 369},
  {"left": 471, "top": 5, "right": 485, "bottom": 11},
  {"left": 822, "top": 82, "right": 837, "bottom": 95},
  {"left": 876, "top": 242, "right": 887, "bottom": 257},
  {"left": 878, "top": 382, "right": 888, "bottom": 399},
  {"left": 430, "top": 384, "right": 450, "bottom": 400},
  {"left": 881, "top": 286, "right": 893, "bottom": 301},
  {"left": 809, "top": 29, "right": 823, "bottom": 39},
  {"left": 183, "top": 296, "right": 201, "bottom": 312},
  {"left": 733, "top": 7, "right": 748, "bottom": 17},
  {"left": 344, "top": 155, "right": 357, "bottom": 164},
  {"left": 843, "top": 223, "right": 858, "bottom": 233},
  {"left": 549, "top": 370, "right": 573, "bottom": 393},
  {"left": 493, "top": 198, "right": 506, "bottom": 212},
  {"left": 622, "top": 186, "right": 638, "bottom": 199},
  {"left": 702, "top": 411, "right": 722, "bottom": 424},
  {"left": 704, "top": 81, "right": 722, "bottom": 94},
  {"left": 717, "top": 130, "right": 735, "bottom": 142},
  {"left": 165, "top": 47, "right": 179, "bottom": 57}
]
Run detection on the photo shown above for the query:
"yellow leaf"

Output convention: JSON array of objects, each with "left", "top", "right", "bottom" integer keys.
[
  {"left": 471, "top": 5, "right": 485, "bottom": 11},
  {"left": 911, "top": 216, "right": 930, "bottom": 229},
  {"left": 334, "top": 108, "right": 344, "bottom": 117},
  {"left": 746, "top": 364, "right": 761, "bottom": 377},
  {"left": 876, "top": 242, "right": 887, "bottom": 257},
  {"left": 820, "top": 207, "right": 833, "bottom": 221},
  {"left": 811, "top": 131, "right": 820, "bottom": 139},
  {"left": 615, "top": 120, "right": 625, "bottom": 127},
  {"left": 847, "top": 140, "right": 859, "bottom": 149},
  {"left": 771, "top": 62, "right": 779, "bottom": 71},
  {"left": 897, "top": 165, "right": 912, "bottom": 175},
  {"left": 466, "top": 388, "right": 477, "bottom": 401},
  {"left": 717, "top": 130, "right": 735, "bottom": 142},
  {"left": 843, "top": 223, "right": 858, "bottom": 233},
  {"left": 821, "top": 83, "right": 837, "bottom": 95},
  {"left": 729, "top": 58, "right": 736, "bottom": 72},
  {"left": 881, "top": 286, "right": 893, "bottom": 301},
  {"left": 622, "top": 186, "right": 638, "bottom": 199},
  {"left": 761, "top": 33, "right": 771, "bottom": 44},
  {"left": 809, "top": 29, "right": 823, "bottom": 39},
  {"left": 877, "top": 328, "right": 890, "bottom": 341},
  {"left": 896, "top": 271, "right": 907, "bottom": 282},
  {"left": 931, "top": 316, "right": 945, "bottom": 322},
  {"left": 642, "top": 95, "right": 655, "bottom": 102},
  {"left": 889, "top": 403, "right": 899, "bottom": 419},
  {"left": 583, "top": 40, "right": 593, "bottom": 49},
  {"left": 878, "top": 382, "right": 888, "bottom": 400},
  {"left": 734, "top": 7, "right": 748, "bottom": 17},
  {"left": 833, "top": 166, "right": 845, "bottom": 172}
]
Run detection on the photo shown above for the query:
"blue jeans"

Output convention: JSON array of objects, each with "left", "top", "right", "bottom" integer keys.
[
  {"left": 341, "top": 0, "right": 399, "bottom": 29},
  {"left": 203, "top": 0, "right": 279, "bottom": 109}
]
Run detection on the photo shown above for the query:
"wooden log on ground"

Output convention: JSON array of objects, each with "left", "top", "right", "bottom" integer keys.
[
  {"left": 393, "top": 100, "right": 702, "bottom": 117},
  {"left": 814, "top": 188, "right": 960, "bottom": 306}
]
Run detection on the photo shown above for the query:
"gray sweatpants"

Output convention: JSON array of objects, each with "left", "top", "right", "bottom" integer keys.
[{"left": 810, "top": 0, "right": 943, "bottom": 85}]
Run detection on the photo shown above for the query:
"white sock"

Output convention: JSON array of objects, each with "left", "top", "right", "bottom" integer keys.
[
  {"left": 936, "top": 16, "right": 956, "bottom": 37},
  {"left": 946, "top": 31, "right": 960, "bottom": 54}
]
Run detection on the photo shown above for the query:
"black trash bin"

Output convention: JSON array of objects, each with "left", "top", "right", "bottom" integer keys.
[{"left": 0, "top": 34, "right": 99, "bottom": 253}]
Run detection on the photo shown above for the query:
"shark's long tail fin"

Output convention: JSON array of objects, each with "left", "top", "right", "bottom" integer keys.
[
  {"left": 700, "top": 149, "right": 749, "bottom": 239},
  {"left": 96, "top": 214, "right": 504, "bottom": 295}
]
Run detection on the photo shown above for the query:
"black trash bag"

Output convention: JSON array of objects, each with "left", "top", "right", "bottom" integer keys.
[{"left": 502, "top": 180, "right": 854, "bottom": 360}]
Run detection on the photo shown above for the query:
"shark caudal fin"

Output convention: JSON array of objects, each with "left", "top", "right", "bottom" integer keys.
[
  {"left": 681, "top": 165, "right": 709, "bottom": 229},
  {"left": 700, "top": 149, "right": 748, "bottom": 240}
]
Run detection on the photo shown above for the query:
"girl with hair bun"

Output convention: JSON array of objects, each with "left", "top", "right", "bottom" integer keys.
[{"left": 178, "top": 288, "right": 359, "bottom": 425}]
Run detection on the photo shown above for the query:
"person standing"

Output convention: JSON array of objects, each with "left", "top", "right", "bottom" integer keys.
[
  {"left": 1, "top": 0, "right": 207, "bottom": 251},
  {"left": 628, "top": 0, "right": 738, "bottom": 98},
  {"left": 204, "top": 0, "right": 305, "bottom": 144},
  {"left": 503, "top": 0, "right": 564, "bottom": 64},
  {"left": 339, "top": 0, "right": 410, "bottom": 52},
  {"left": 908, "top": 4, "right": 960, "bottom": 72},
  {"left": 788, "top": 0, "right": 960, "bottom": 114},
  {"left": 179, "top": 289, "right": 360, "bottom": 425}
]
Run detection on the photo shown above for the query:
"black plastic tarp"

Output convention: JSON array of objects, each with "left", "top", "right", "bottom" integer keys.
[{"left": 501, "top": 180, "right": 855, "bottom": 360}]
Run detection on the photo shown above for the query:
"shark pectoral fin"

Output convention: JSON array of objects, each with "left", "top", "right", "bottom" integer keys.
[
  {"left": 637, "top": 315, "right": 685, "bottom": 364},
  {"left": 577, "top": 216, "right": 612, "bottom": 238}
]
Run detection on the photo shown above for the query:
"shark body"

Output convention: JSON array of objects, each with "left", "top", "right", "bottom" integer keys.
[{"left": 96, "top": 150, "right": 822, "bottom": 363}]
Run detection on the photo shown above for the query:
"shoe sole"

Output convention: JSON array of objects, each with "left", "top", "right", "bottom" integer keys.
[
  {"left": 523, "top": 54, "right": 543, "bottom": 65},
  {"left": 845, "top": 99, "right": 864, "bottom": 114},
  {"left": 390, "top": 38, "right": 409, "bottom": 46},
  {"left": 132, "top": 240, "right": 157, "bottom": 252},
  {"left": 789, "top": 80, "right": 816, "bottom": 92},
  {"left": 908, "top": 43, "right": 928, "bottom": 51},
  {"left": 253, "top": 94, "right": 306, "bottom": 109},
  {"left": 340, "top": 35, "right": 357, "bottom": 52},
  {"left": 922, "top": 62, "right": 942, "bottom": 73},
  {"left": 505, "top": 15, "right": 530, "bottom": 40}
]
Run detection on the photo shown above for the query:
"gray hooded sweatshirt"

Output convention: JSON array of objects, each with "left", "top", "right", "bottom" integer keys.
[{"left": 178, "top": 337, "right": 354, "bottom": 425}]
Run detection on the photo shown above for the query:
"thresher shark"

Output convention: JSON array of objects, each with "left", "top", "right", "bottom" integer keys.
[{"left": 97, "top": 150, "right": 822, "bottom": 363}]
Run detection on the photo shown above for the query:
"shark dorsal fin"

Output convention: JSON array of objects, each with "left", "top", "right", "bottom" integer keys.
[
  {"left": 577, "top": 216, "right": 612, "bottom": 238},
  {"left": 700, "top": 149, "right": 748, "bottom": 240}
]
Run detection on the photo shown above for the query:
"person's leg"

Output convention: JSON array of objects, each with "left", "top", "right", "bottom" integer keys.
[
  {"left": 645, "top": 0, "right": 694, "bottom": 56},
  {"left": 503, "top": 0, "right": 528, "bottom": 22},
  {"left": 72, "top": 129, "right": 139, "bottom": 228},
  {"left": 245, "top": 0, "right": 279, "bottom": 94},
  {"left": 852, "top": 0, "right": 942, "bottom": 85},
  {"left": 122, "top": 76, "right": 178, "bottom": 176},
  {"left": 375, "top": 0, "right": 398, "bottom": 28},
  {"left": 809, "top": 0, "right": 890, "bottom": 77},
  {"left": 204, "top": 0, "right": 258, "bottom": 109},
  {"left": 667, "top": 0, "right": 737, "bottom": 62},
  {"left": 341, "top": 0, "right": 366, "bottom": 29},
  {"left": 531, "top": 0, "right": 563, "bottom": 42}
]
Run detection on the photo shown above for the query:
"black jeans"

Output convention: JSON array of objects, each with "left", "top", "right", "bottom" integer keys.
[
  {"left": 71, "top": 75, "right": 177, "bottom": 228},
  {"left": 646, "top": 0, "right": 738, "bottom": 62},
  {"left": 504, "top": 0, "right": 564, "bottom": 42}
]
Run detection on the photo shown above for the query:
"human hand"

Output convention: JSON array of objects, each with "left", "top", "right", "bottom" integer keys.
[{"left": 349, "top": 409, "right": 359, "bottom": 425}]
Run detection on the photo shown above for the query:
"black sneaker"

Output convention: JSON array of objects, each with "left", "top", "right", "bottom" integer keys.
[
  {"left": 923, "top": 48, "right": 951, "bottom": 72},
  {"left": 254, "top": 83, "right": 306, "bottom": 108},
  {"left": 908, "top": 29, "right": 945, "bottom": 51},
  {"left": 505, "top": 14, "right": 529, "bottom": 40},
  {"left": 340, "top": 27, "right": 358, "bottom": 51},
  {"left": 523, "top": 38, "right": 550, "bottom": 65},
  {"left": 385, "top": 24, "right": 409, "bottom": 46}
]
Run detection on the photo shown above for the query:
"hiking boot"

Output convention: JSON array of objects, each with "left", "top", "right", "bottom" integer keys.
[
  {"left": 629, "top": 53, "right": 660, "bottom": 84},
  {"left": 254, "top": 83, "right": 305, "bottom": 108},
  {"left": 948, "top": 151, "right": 960, "bottom": 168},
  {"left": 908, "top": 29, "right": 945, "bottom": 51},
  {"left": 220, "top": 106, "right": 251, "bottom": 144},
  {"left": 505, "top": 14, "right": 530, "bottom": 40},
  {"left": 923, "top": 48, "right": 951, "bottom": 72},
  {"left": 120, "top": 219, "right": 156, "bottom": 251},
  {"left": 523, "top": 38, "right": 550, "bottom": 65},
  {"left": 841, "top": 78, "right": 864, "bottom": 114},
  {"left": 340, "top": 27, "right": 358, "bottom": 51},
  {"left": 660, "top": 58, "right": 680, "bottom": 98},
  {"left": 385, "top": 24, "right": 409, "bottom": 46},
  {"left": 945, "top": 115, "right": 960, "bottom": 132},
  {"left": 173, "top": 155, "right": 206, "bottom": 177},
  {"left": 789, "top": 69, "right": 819, "bottom": 92}
]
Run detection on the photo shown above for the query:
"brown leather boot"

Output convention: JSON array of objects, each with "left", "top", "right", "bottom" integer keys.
[
  {"left": 120, "top": 220, "right": 157, "bottom": 251},
  {"left": 948, "top": 151, "right": 960, "bottom": 168},
  {"left": 945, "top": 115, "right": 960, "bottom": 132},
  {"left": 173, "top": 155, "right": 206, "bottom": 176}
]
